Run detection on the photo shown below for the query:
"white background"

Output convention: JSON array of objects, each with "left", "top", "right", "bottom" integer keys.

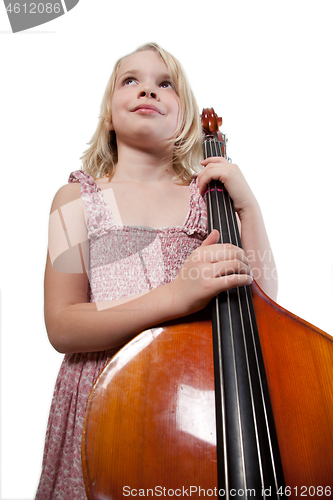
[{"left": 1, "top": 1, "right": 332, "bottom": 498}]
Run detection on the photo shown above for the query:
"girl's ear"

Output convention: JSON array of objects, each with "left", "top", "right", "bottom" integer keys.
[{"left": 109, "top": 121, "right": 114, "bottom": 131}]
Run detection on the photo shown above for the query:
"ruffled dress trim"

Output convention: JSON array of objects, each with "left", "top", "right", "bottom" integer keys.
[{"left": 68, "top": 170, "right": 207, "bottom": 240}]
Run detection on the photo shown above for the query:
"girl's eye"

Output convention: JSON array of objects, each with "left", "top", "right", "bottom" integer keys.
[
  {"left": 122, "top": 77, "right": 137, "bottom": 86},
  {"left": 159, "top": 81, "right": 173, "bottom": 89}
]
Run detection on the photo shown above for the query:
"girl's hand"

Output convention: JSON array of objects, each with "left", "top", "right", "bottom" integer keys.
[
  {"left": 198, "top": 157, "right": 258, "bottom": 218},
  {"left": 169, "top": 230, "right": 253, "bottom": 316}
]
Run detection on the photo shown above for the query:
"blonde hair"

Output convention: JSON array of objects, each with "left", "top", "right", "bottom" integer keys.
[{"left": 81, "top": 43, "right": 203, "bottom": 183}]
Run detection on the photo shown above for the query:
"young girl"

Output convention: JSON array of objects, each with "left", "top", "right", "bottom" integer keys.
[{"left": 36, "top": 42, "right": 277, "bottom": 499}]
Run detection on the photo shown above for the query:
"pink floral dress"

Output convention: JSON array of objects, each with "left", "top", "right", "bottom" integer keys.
[{"left": 35, "top": 170, "right": 207, "bottom": 499}]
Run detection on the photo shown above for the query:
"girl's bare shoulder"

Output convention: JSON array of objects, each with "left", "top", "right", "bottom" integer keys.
[{"left": 50, "top": 182, "right": 82, "bottom": 213}]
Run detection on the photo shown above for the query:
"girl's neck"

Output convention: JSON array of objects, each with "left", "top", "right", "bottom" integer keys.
[{"left": 112, "top": 142, "right": 175, "bottom": 185}]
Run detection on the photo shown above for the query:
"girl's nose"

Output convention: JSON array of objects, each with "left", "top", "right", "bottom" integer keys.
[{"left": 138, "top": 88, "right": 157, "bottom": 99}]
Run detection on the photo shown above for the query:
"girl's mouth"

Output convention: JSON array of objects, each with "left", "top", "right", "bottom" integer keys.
[{"left": 132, "top": 104, "right": 162, "bottom": 115}]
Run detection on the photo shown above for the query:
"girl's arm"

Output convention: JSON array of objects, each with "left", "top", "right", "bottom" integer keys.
[
  {"left": 45, "top": 184, "right": 253, "bottom": 354},
  {"left": 199, "top": 157, "right": 278, "bottom": 301}
]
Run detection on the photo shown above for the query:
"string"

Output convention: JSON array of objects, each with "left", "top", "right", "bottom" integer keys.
[
  {"left": 218, "top": 140, "right": 279, "bottom": 492},
  {"left": 208, "top": 139, "right": 248, "bottom": 493},
  {"left": 204, "top": 140, "right": 230, "bottom": 499},
  {"left": 215, "top": 139, "right": 263, "bottom": 495},
  {"left": 206, "top": 135, "right": 279, "bottom": 495},
  {"left": 212, "top": 140, "right": 252, "bottom": 496}
]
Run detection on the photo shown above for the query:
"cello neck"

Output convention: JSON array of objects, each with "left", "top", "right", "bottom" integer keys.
[
  {"left": 201, "top": 109, "right": 286, "bottom": 498},
  {"left": 203, "top": 133, "right": 240, "bottom": 247}
]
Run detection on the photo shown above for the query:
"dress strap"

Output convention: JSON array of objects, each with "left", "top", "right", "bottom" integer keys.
[
  {"left": 182, "top": 176, "right": 207, "bottom": 238},
  {"left": 68, "top": 170, "right": 115, "bottom": 240}
]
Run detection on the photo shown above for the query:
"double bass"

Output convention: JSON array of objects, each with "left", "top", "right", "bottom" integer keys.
[{"left": 82, "top": 109, "right": 333, "bottom": 499}]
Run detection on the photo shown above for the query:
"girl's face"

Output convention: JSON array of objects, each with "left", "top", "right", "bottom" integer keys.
[{"left": 110, "top": 50, "right": 181, "bottom": 152}]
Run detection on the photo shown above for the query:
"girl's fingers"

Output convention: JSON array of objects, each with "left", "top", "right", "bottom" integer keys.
[
  {"left": 173, "top": 241, "right": 253, "bottom": 315},
  {"left": 199, "top": 268, "right": 253, "bottom": 300},
  {"left": 200, "top": 230, "right": 220, "bottom": 247},
  {"left": 198, "top": 165, "right": 230, "bottom": 195},
  {"left": 198, "top": 240, "right": 249, "bottom": 267},
  {"left": 217, "top": 273, "right": 253, "bottom": 290},
  {"left": 198, "top": 161, "right": 256, "bottom": 214},
  {"left": 213, "top": 259, "right": 252, "bottom": 278},
  {"left": 196, "top": 259, "right": 252, "bottom": 282},
  {"left": 200, "top": 156, "right": 229, "bottom": 166}
]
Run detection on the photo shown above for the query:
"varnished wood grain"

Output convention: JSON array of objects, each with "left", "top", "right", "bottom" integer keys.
[{"left": 82, "top": 283, "right": 333, "bottom": 499}]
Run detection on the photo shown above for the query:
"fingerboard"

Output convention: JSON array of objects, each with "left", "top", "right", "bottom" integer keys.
[{"left": 203, "top": 136, "right": 286, "bottom": 499}]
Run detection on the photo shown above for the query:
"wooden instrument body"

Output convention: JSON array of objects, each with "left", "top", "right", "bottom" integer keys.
[
  {"left": 82, "top": 109, "right": 333, "bottom": 498},
  {"left": 82, "top": 281, "right": 333, "bottom": 499}
]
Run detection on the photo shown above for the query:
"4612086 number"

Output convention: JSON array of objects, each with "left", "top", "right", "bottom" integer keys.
[{"left": 6, "top": 3, "right": 62, "bottom": 14}]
